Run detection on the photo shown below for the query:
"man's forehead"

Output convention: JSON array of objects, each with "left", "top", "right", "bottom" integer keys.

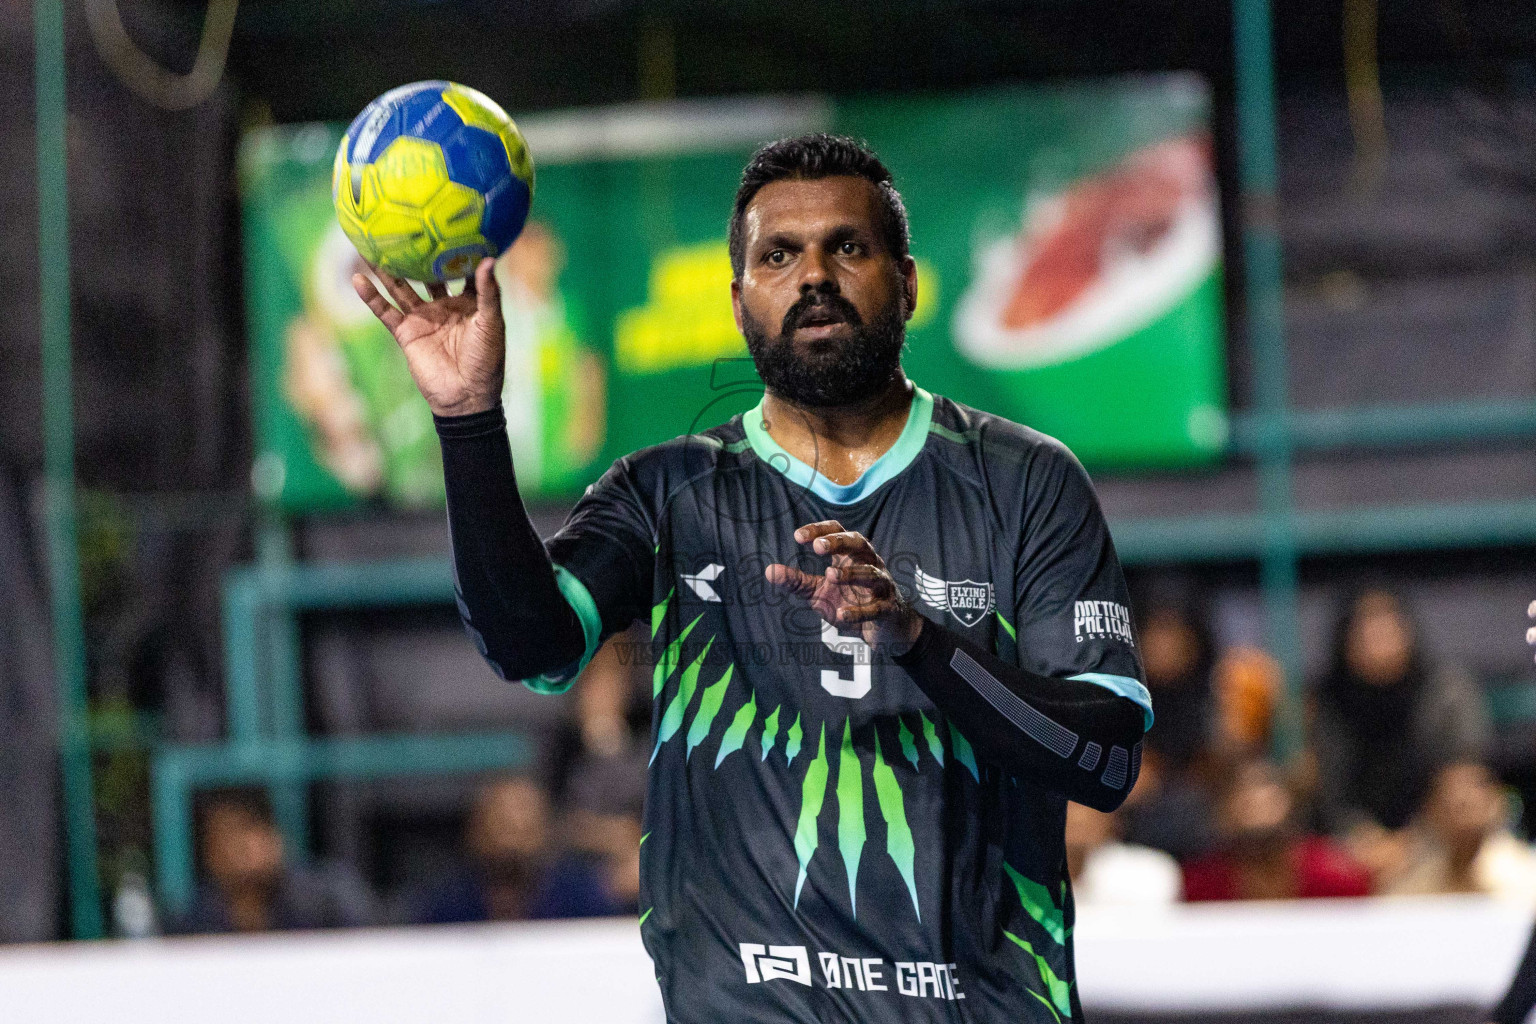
[{"left": 742, "top": 176, "right": 882, "bottom": 240}]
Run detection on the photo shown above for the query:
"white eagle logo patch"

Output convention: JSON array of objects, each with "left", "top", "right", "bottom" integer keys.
[{"left": 914, "top": 565, "right": 996, "bottom": 628}]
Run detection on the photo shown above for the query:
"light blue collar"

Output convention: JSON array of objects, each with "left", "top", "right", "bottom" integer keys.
[{"left": 742, "top": 386, "right": 934, "bottom": 505}]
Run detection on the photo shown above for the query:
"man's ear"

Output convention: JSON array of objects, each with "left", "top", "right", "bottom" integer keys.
[
  {"left": 731, "top": 278, "right": 744, "bottom": 334},
  {"left": 900, "top": 256, "right": 919, "bottom": 322}
]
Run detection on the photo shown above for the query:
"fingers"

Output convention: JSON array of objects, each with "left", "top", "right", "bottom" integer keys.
[
  {"left": 425, "top": 281, "right": 449, "bottom": 301},
  {"left": 794, "top": 521, "right": 879, "bottom": 560},
  {"left": 764, "top": 563, "right": 821, "bottom": 598},
  {"left": 1528, "top": 602, "right": 1535, "bottom": 663},
  {"left": 352, "top": 273, "right": 403, "bottom": 332},
  {"left": 836, "top": 599, "right": 897, "bottom": 624},
  {"left": 371, "top": 265, "right": 423, "bottom": 312},
  {"left": 793, "top": 521, "right": 845, "bottom": 545},
  {"left": 809, "top": 531, "right": 880, "bottom": 563},
  {"left": 826, "top": 563, "right": 895, "bottom": 597},
  {"left": 473, "top": 257, "right": 500, "bottom": 320}
]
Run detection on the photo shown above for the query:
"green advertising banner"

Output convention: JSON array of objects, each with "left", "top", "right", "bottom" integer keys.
[{"left": 241, "top": 77, "right": 1225, "bottom": 512}]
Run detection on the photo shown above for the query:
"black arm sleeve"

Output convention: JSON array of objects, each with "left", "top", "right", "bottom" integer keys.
[
  {"left": 435, "top": 405, "right": 586, "bottom": 683},
  {"left": 893, "top": 616, "right": 1146, "bottom": 811},
  {"left": 1491, "top": 923, "right": 1536, "bottom": 1024}
]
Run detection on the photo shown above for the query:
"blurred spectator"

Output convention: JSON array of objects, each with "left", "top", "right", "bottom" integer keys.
[
  {"left": 1120, "top": 596, "right": 1219, "bottom": 860},
  {"left": 1118, "top": 747, "right": 1218, "bottom": 861},
  {"left": 1182, "top": 758, "right": 1372, "bottom": 901},
  {"left": 172, "top": 788, "right": 376, "bottom": 934},
  {"left": 575, "top": 624, "right": 652, "bottom": 761},
  {"left": 1213, "top": 646, "right": 1283, "bottom": 754},
  {"left": 408, "top": 776, "right": 631, "bottom": 924},
  {"left": 1065, "top": 801, "right": 1182, "bottom": 905},
  {"left": 563, "top": 758, "right": 645, "bottom": 916},
  {"left": 1137, "top": 599, "right": 1216, "bottom": 769},
  {"left": 1381, "top": 761, "right": 1536, "bottom": 903},
  {"left": 546, "top": 624, "right": 650, "bottom": 811},
  {"left": 1311, "top": 588, "right": 1490, "bottom": 877}
]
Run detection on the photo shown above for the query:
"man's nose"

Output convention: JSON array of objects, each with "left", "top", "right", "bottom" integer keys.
[{"left": 796, "top": 250, "right": 838, "bottom": 294}]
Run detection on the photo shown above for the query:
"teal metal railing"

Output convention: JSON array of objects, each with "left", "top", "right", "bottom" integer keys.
[
  {"left": 36, "top": 0, "right": 104, "bottom": 940},
  {"left": 152, "top": 545, "right": 538, "bottom": 915},
  {"left": 1233, "top": 0, "right": 1304, "bottom": 757}
]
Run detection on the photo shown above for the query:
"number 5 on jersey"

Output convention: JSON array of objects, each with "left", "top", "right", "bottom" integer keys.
[{"left": 821, "top": 620, "right": 872, "bottom": 699}]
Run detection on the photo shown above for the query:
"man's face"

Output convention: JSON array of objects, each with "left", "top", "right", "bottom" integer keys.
[
  {"left": 732, "top": 176, "right": 918, "bottom": 408},
  {"left": 202, "top": 805, "right": 284, "bottom": 892},
  {"left": 468, "top": 778, "right": 549, "bottom": 865}
]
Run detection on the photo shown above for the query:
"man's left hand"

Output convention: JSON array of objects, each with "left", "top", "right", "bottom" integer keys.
[{"left": 764, "top": 520, "right": 923, "bottom": 657}]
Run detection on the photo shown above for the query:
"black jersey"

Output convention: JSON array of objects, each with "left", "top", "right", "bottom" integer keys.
[{"left": 536, "top": 386, "right": 1148, "bottom": 1023}]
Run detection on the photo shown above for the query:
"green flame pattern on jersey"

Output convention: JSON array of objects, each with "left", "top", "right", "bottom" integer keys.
[
  {"left": 715, "top": 690, "right": 758, "bottom": 768},
  {"left": 835, "top": 720, "right": 867, "bottom": 916},
  {"left": 1003, "top": 859, "right": 1073, "bottom": 1018},
  {"left": 896, "top": 718, "right": 920, "bottom": 771},
  {"left": 646, "top": 624, "right": 974, "bottom": 925},
  {"left": 644, "top": 596, "right": 1073, "bottom": 1017},
  {"left": 785, "top": 713, "right": 803, "bottom": 765},
  {"left": 794, "top": 725, "right": 830, "bottom": 908},
  {"left": 759, "top": 705, "right": 781, "bottom": 761},
  {"left": 686, "top": 664, "right": 735, "bottom": 761},
  {"left": 651, "top": 611, "right": 701, "bottom": 698},
  {"left": 871, "top": 732, "right": 919, "bottom": 920},
  {"left": 919, "top": 711, "right": 944, "bottom": 766}
]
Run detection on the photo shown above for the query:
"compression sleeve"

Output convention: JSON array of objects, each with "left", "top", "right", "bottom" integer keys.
[
  {"left": 435, "top": 405, "right": 593, "bottom": 689},
  {"left": 893, "top": 616, "right": 1146, "bottom": 811},
  {"left": 1490, "top": 923, "right": 1536, "bottom": 1024}
]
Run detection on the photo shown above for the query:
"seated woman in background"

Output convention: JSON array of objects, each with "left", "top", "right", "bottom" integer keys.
[
  {"left": 1380, "top": 760, "right": 1536, "bottom": 903},
  {"left": 1310, "top": 588, "right": 1490, "bottom": 883},
  {"left": 1118, "top": 595, "right": 1220, "bottom": 861},
  {"left": 1182, "top": 757, "right": 1371, "bottom": 901}
]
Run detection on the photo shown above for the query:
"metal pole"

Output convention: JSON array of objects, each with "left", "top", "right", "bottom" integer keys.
[
  {"left": 36, "top": 0, "right": 104, "bottom": 939},
  {"left": 1233, "top": 0, "right": 1304, "bottom": 759},
  {"left": 257, "top": 518, "right": 309, "bottom": 855}
]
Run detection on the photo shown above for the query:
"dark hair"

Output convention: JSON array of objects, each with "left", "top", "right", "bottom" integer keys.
[
  {"left": 1323, "top": 585, "right": 1424, "bottom": 688},
  {"left": 728, "top": 133, "right": 911, "bottom": 278},
  {"left": 196, "top": 787, "right": 275, "bottom": 831}
]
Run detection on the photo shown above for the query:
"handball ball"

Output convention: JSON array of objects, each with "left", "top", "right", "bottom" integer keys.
[{"left": 333, "top": 81, "right": 534, "bottom": 282}]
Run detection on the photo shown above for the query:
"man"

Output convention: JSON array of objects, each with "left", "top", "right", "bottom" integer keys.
[
  {"left": 172, "top": 789, "right": 375, "bottom": 934},
  {"left": 355, "top": 134, "right": 1150, "bottom": 1022},
  {"left": 409, "top": 776, "right": 629, "bottom": 924}
]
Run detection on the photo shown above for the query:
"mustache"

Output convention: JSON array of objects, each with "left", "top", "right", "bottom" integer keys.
[{"left": 780, "top": 290, "right": 864, "bottom": 335}]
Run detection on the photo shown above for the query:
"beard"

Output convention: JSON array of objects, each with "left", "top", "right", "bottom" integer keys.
[{"left": 741, "top": 285, "right": 907, "bottom": 409}]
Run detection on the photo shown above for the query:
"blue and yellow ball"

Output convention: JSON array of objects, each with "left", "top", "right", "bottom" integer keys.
[{"left": 333, "top": 81, "right": 534, "bottom": 282}]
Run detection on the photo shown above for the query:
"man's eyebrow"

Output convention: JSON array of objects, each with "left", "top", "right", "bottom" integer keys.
[
  {"left": 823, "top": 223, "right": 875, "bottom": 245},
  {"left": 757, "top": 232, "right": 804, "bottom": 251},
  {"left": 757, "top": 224, "right": 873, "bottom": 249}
]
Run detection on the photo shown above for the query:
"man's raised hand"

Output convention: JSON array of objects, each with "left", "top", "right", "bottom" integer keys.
[
  {"left": 352, "top": 256, "right": 505, "bottom": 418},
  {"left": 765, "top": 520, "right": 924, "bottom": 658}
]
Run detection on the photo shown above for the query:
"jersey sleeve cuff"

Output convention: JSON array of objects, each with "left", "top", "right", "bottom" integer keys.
[
  {"left": 891, "top": 614, "right": 939, "bottom": 668},
  {"left": 522, "top": 565, "right": 604, "bottom": 695},
  {"left": 433, "top": 403, "right": 507, "bottom": 440},
  {"left": 1067, "top": 672, "right": 1155, "bottom": 730}
]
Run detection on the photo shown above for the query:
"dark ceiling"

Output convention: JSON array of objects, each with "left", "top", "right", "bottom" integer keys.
[{"left": 134, "top": 0, "right": 1536, "bottom": 124}]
